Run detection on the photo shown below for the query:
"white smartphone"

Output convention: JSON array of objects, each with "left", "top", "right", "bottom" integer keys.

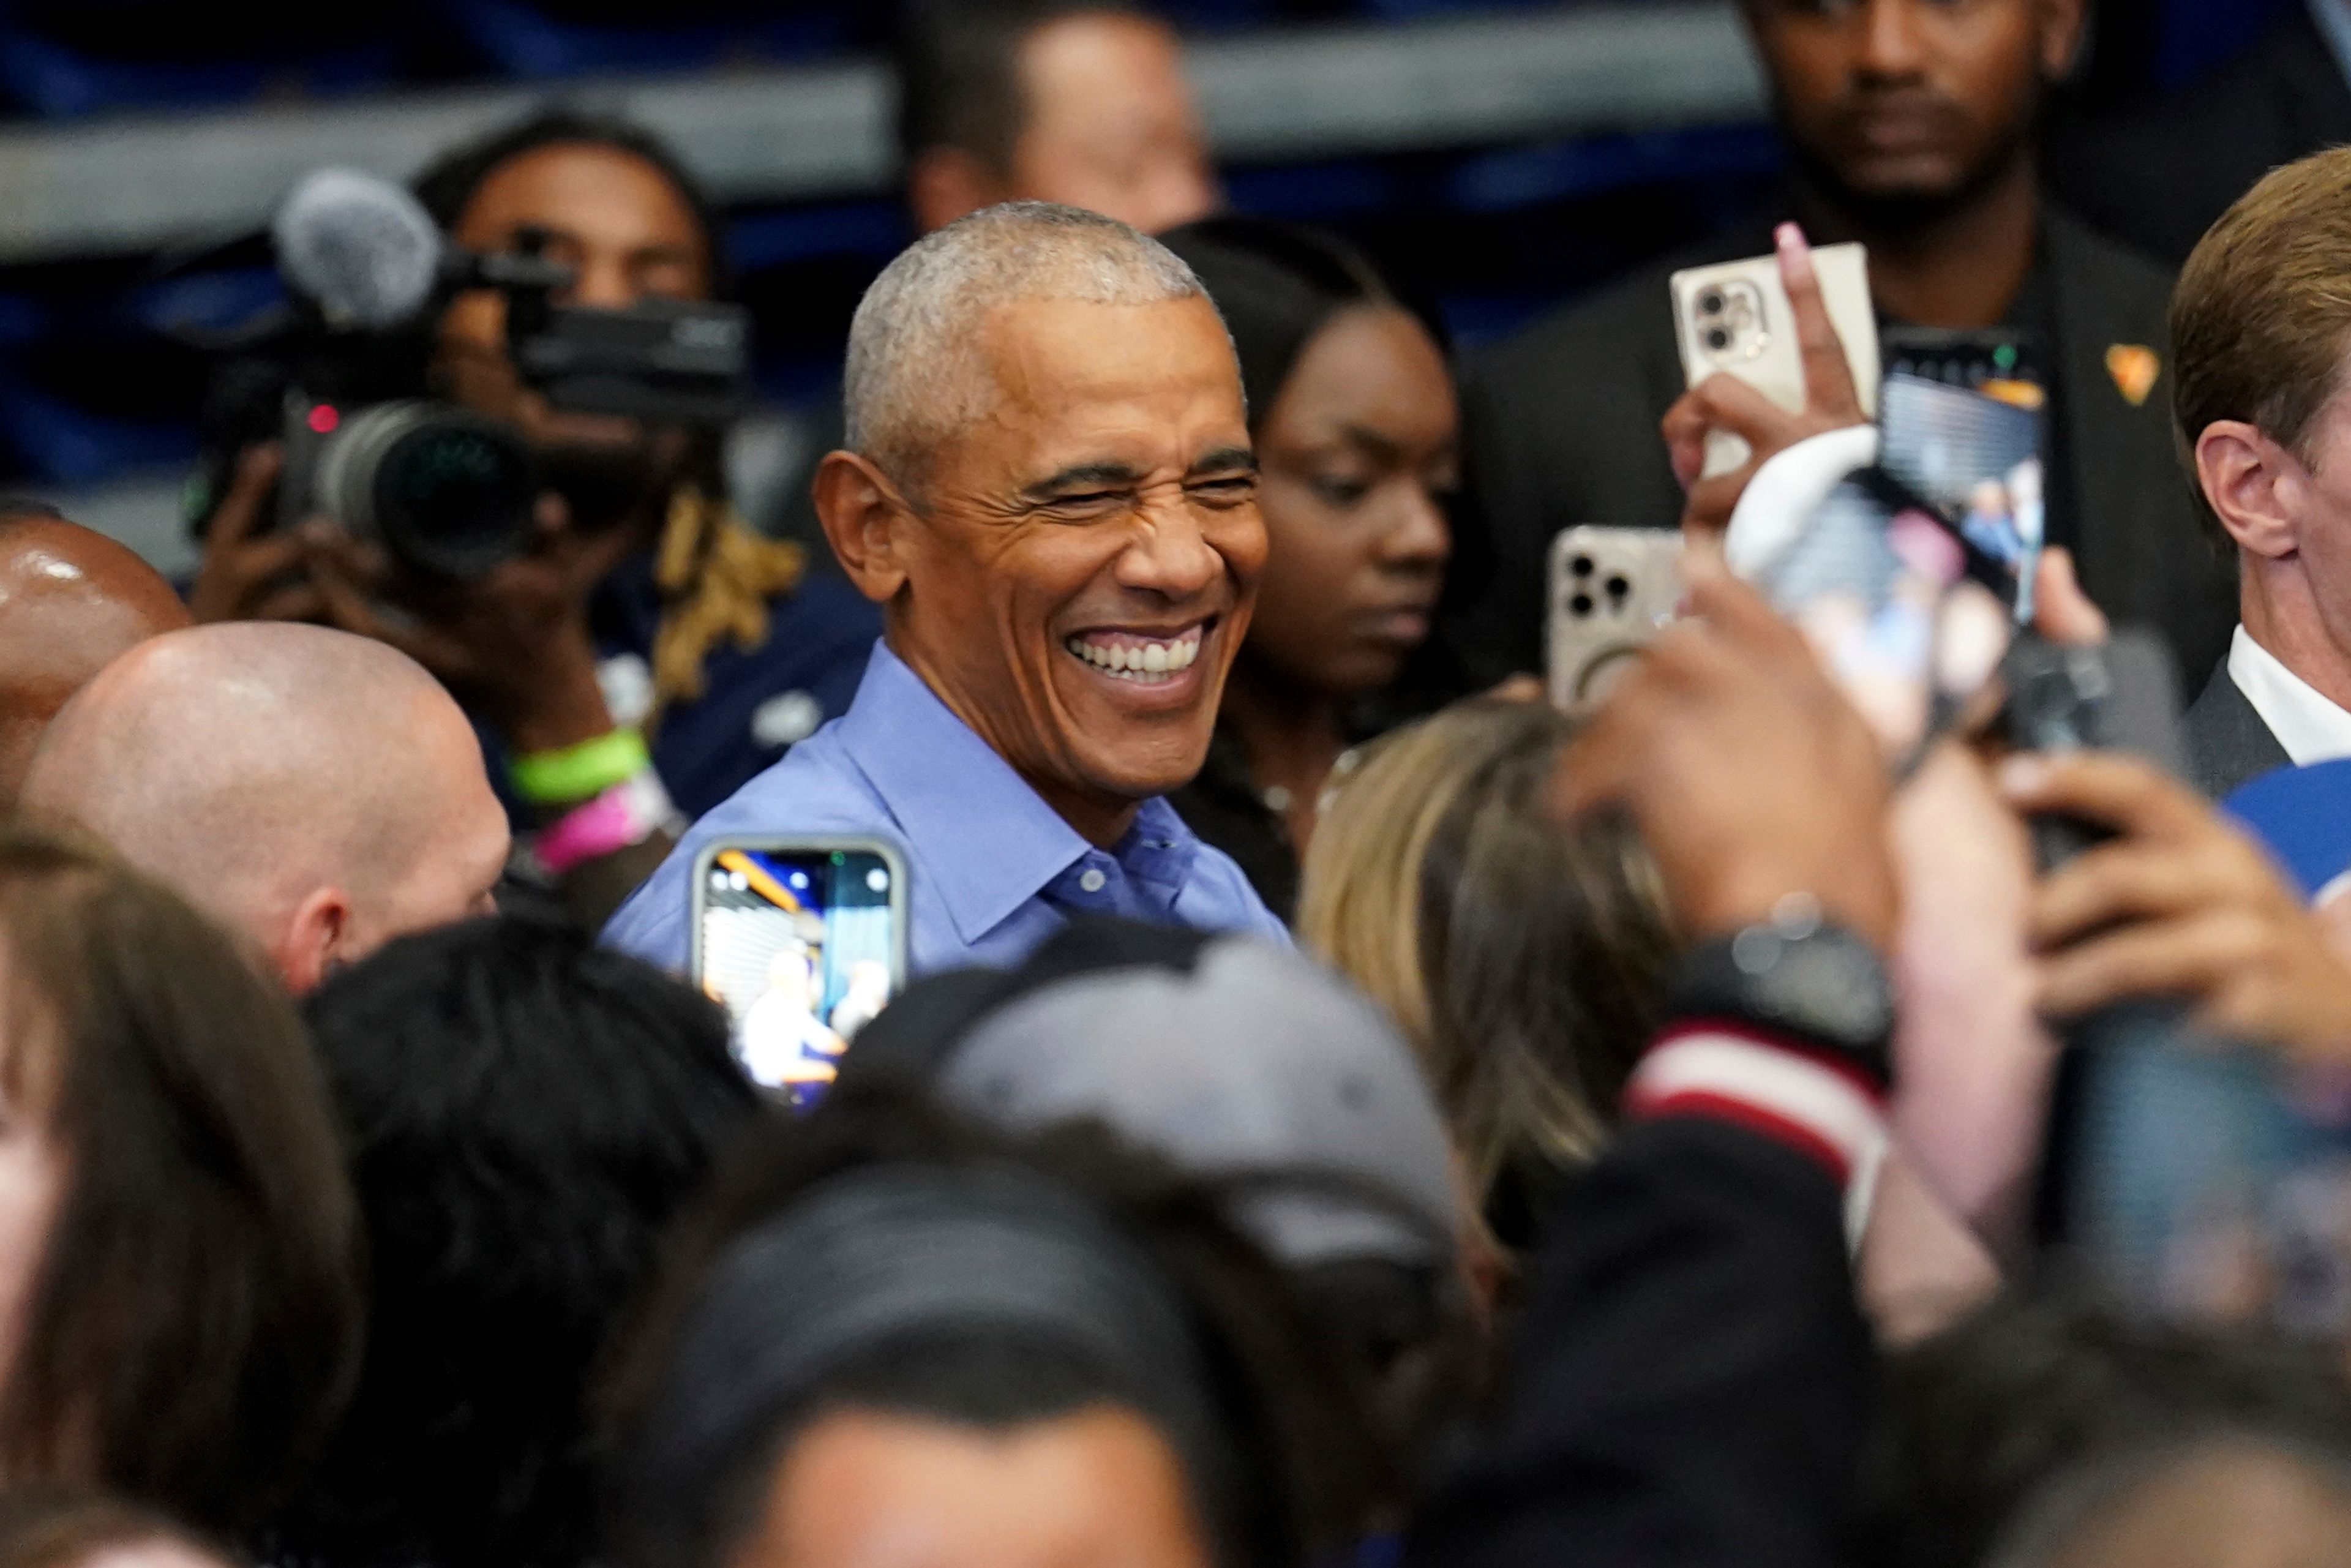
[
  {"left": 1670, "top": 242, "right": 1880, "bottom": 479},
  {"left": 688, "top": 836, "right": 910, "bottom": 1107},
  {"left": 1547, "top": 526, "right": 1684, "bottom": 715}
]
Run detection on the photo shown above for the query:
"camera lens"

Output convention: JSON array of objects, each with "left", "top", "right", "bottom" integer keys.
[
  {"left": 1571, "top": 553, "right": 1594, "bottom": 577},
  {"left": 1697, "top": 288, "right": 1725, "bottom": 315},
  {"left": 1569, "top": 593, "right": 1594, "bottom": 617},
  {"left": 1605, "top": 575, "right": 1630, "bottom": 601},
  {"left": 315, "top": 402, "right": 536, "bottom": 579},
  {"left": 1704, "top": 327, "right": 1732, "bottom": 352}
]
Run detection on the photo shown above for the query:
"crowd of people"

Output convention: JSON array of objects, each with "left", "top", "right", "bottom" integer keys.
[{"left": 8, "top": 0, "right": 2351, "bottom": 1565}]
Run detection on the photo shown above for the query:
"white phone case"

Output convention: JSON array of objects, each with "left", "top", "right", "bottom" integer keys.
[
  {"left": 1547, "top": 526, "right": 1684, "bottom": 715},
  {"left": 1670, "top": 242, "right": 1880, "bottom": 479}
]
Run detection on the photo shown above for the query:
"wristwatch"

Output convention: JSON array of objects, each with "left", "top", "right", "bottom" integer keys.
[{"left": 1660, "top": 893, "right": 1896, "bottom": 1089}]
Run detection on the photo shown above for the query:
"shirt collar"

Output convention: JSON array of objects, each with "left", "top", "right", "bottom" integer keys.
[
  {"left": 835, "top": 642, "right": 1197, "bottom": 943},
  {"left": 2229, "top": 625, "right": 2351, "bottom": 766}
]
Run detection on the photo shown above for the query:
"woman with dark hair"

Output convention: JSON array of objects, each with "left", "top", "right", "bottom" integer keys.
[
  {"left": 605, "top": 1094, "right": 1384, "bottom": 1568},
  {"left": 275, "top": 913, "right": 764, "bottom": 1568},
  {"left": 0, "top": 828, "right": 362, "bottom": 1534},
  {"left": 1157, "top": 217, "right": 1460, "bottom": 922},
  {"left": 192, "top": 110, "right": 882, "bottom": 925}
]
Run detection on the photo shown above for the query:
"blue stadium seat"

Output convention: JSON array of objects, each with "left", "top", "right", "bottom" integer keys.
[
  {"left": 437, "top": 0, "right": 853, "bottom": 79},
  {"left": 0, "top": 1, "right": 401, "bottom": 116}
]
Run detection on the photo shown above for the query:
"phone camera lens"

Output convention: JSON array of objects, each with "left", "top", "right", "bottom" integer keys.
[
  {"left": 1605, "top": 575, "right": 1630, "bottom": 601},
  {"left": 1697, "top": 288, "right": 1725, "bottom": 315},
  {"left": 1570, "top": 553, "right": 1594, "bottom": 577},
  {"left": 1569, "top": 593, "right": 1594, "bottom": 617},
  {"left": 1704, "top": 327, "right": 1732, "bottom": 352}
]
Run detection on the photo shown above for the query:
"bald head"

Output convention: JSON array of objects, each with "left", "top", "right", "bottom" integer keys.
[
  {"left": 21, "top": 623, "right": 510, "bottom": 991},
  {"left": 843, "top": 200, "right": 1210, "bottom": 490},
  {"left": 0, "top": 512, "right": 190, "bottom": 809}
]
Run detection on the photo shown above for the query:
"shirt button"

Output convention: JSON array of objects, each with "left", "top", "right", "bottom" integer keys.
[{"left": 1078, "top": 868, "right": 1108, "bottom": 894}]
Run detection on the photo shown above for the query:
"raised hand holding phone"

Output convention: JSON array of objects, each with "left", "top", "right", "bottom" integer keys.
[{"left": 1665, "top": 223, "right": 1875, "bottom": 538}]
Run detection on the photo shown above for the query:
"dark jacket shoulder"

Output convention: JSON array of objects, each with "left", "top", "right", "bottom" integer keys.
[{"left": 2181, "top": 656, "right": 2292, "bottom": 801}]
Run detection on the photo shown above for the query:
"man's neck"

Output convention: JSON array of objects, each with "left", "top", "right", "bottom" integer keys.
[
  {"left": 2243, "top": 554, "right": 2351, "bottom": 713},
  {"left": 884, "top": 625, "right": 1145, "bottom": 850},
  {"left": 1793, "top": 153, "right": 2041, "bottom": 329}
]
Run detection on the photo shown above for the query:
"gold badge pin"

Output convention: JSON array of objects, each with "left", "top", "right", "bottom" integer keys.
[{"left": 2107, "top": 343, "right": 2160, "bottom": 408}]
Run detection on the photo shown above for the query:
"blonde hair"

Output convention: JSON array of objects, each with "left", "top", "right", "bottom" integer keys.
[
  {"left": 647, "top": 485, "right": 808, "bottom": 719},
  {"left": 1298, "top": 700, "right": 1677, "bottom": 1217}
]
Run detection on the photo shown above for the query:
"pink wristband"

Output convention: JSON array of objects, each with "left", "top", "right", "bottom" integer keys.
[{"left": 534, "top": 771, "right": 676, "bottom": 877}]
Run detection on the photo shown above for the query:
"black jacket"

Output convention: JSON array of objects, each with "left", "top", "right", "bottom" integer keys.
[
  {"left": 2181, "top": 658, "right": 2292, "bottom": 801},
  {"left": 1405, "top": 1116, "right": 1873, "bottom": 1568},
  {"left": 1447, "top": 206, "right": 2237, "bottom": 693},
  {"left": 2047, "top": 8, "right": 2351, "bottom": 266}
]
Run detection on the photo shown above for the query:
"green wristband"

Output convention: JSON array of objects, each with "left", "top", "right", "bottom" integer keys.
[{"left": 511, "top": 727, "right": 653, "bottom": 807}]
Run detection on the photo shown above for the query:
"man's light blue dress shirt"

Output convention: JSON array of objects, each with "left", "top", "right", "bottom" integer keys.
[{"left": 602, "top": 640, "right": 1290, "bottom": 975}]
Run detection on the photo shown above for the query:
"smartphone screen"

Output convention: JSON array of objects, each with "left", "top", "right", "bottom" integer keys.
[
  {"left": 2050, "top": 1015, "right": 2351, "bottom": 1336},
  {"left": 694, "top": 844, "right": 904, "bottom": 1106},
  {"left": 1754, "top": 330, "right": 2045, "bottom": 756}
]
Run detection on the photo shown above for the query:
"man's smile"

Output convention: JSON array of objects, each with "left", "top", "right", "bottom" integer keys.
[{"left": 1061, "top": 620, "right": 1212, "bottom": 688}]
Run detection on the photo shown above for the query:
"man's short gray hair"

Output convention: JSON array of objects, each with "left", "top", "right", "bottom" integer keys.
[{"left": 843, "top": 200, "right": 1212, "bottom": 491}]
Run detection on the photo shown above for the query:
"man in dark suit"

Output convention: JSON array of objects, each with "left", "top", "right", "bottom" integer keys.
[
  {"left": 2170, "top": 148, "right": 2351, "bottom": 799},
  {"left": 2047, "top": 2, "right": 2351, "bottom": 267},
  {"left": 1452, "top": 0, "right": 2237, "bottom": 691}
]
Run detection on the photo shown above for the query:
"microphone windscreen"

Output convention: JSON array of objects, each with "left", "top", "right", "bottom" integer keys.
[{"left": 273, "top": 168, "right": 444, "bottom": 332}]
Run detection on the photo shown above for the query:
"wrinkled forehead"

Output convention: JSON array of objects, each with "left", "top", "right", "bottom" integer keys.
[{"left": 936, "top": 293, "right": 1247, "bottom": 484}]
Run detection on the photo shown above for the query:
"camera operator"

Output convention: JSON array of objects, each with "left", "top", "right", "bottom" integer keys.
[{"left": 189, "top": 111, "right": 882, "bottom": 928}]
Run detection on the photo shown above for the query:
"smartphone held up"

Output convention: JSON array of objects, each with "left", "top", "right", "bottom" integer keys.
[{"left": 689, "top": 838, "right": 909, "bottom": 1106}]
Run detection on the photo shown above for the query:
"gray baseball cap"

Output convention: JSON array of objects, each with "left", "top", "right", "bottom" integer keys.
[{"left": 846, "top": 922, "right": 1461, "bottom": 1272}]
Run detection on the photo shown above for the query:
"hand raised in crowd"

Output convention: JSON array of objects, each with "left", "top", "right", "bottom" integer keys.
[
  {"left": 1551, "top": 546, "right": 1897, "bottom": 950},
  {"left": 187, "top": 445, "right": 329, "bottom": 625},
  {"left": 303, "top": 491, "right": 636, "bottom": 756},
  {"left": 2001, "top": 750, "right": 2351, "bottom": 1063},
  {"left": 1662, "top": 223, "right": 1870, "bottom": 538}
]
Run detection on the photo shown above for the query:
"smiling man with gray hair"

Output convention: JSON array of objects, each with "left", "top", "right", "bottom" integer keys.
[{"left": 607, "top": 202, "right": 1286, "bottom": 975}]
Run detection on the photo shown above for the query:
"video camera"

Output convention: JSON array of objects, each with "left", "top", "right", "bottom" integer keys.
[{"left": 263, "top": 168, "right": 751, "bottom": 579}]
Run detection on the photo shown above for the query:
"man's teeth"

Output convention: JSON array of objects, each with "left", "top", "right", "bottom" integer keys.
[{"left": 1065, "top": 628, "right": 1204, "bottom": 683}]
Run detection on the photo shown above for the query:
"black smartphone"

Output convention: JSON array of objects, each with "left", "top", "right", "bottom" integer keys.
[{"left": 688, "top": 838, "right": 909, "bottom": 1108}]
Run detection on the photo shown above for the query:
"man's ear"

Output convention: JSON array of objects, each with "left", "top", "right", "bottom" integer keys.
[
  {"left": 906, "top": 146, "right": 1004, "bottom": 235},
  {"left": 276, "top": 885, "right": 353, "bottom": 996},
  {"left": 814, "top": 451, "right": 914, "bottom": 606},
  {"left": 2036, "top": 0, "right": 2089, "bottom": 78},
  {"left": 2196, "top": 419, "right": 2305, "bottom": 561}
]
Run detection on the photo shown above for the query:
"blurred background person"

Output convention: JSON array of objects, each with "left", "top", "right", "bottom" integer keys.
[
  {"left": 605, "top": 204, "right": 1281, "bottom": 975},
  {"left": 190, "top": 110, "right": 882, "bottom": 926},
  {"left": 0, "top": 1493, "right": 242, "bottom": 1568},
  {"left": 896, "top": 0, "right": 1217, "bottom": 242},
  {"left": 0, "top": 828, "right": 361, "bottom": 1537},
  {"left": 1452, "top": 0, "right": 2233, "bottom": 692},
  {"left": 273, "top": 915, "right": 761, "bottom": 1568},
  {"left": 605, "top": 1099, "right": 1382, "bottom": 1568},
  {"left": 1157, "top": 217, "right": 1458, "bottom": 922},
  {"left": 0, "top": 504, "right": 189, "bottom": 812},
  {"left": 21, "top": 623, "right": 510, "bottom": 994}
]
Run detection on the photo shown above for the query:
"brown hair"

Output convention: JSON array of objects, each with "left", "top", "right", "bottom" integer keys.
[
  {"left": 0, "top": 829, "right": 362, "bottom": 1532},
  {"left": 1296, "top": 700, "right": 1678, "bottom": 1227},
  {"left": 2172, "top": 146, "right": 2351, "bottom": 536}
]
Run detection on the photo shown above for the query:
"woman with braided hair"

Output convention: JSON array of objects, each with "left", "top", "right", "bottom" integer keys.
[{"left": 190, "top": 110, "right": 880, "bottom": 926}]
